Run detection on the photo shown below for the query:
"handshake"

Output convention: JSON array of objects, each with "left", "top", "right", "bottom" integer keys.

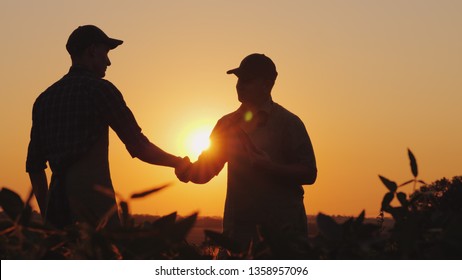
[{"left": 175, "top": 156, "right": 193, "bottom": 183}]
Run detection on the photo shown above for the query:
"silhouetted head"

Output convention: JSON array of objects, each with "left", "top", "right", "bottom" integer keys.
[
  {"left": 227, "top": 54, "right": 278, "bottom": 105},
  {"left": 66, "top": 25, "right": 123, "bottom": 78}
]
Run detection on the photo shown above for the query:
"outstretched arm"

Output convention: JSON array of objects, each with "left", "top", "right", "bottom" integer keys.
[
  {"left": 176, "top": 158, "right": 223, "bottom": 184},
  {"left": 175, "top": 139, "right": 227, "bottom": 184},
  {"left": 175, "top": 116, "right": 231, "bottom": 184},
  {"left": 132, "top": 142, "right": 186, "bottom": 168}
]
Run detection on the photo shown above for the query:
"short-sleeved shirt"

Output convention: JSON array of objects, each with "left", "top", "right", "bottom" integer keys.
[{"left": 197, "top": 100, "right": 317, "bottom": 234}]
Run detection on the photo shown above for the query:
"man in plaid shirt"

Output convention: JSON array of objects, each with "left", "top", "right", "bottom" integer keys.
[{"left": 26, "top": 25, "right": 188, "bottom": 228}]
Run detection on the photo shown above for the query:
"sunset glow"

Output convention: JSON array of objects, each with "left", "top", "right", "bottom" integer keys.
[
  {"left": 184, "top": 126, "right": 212, "bottom": 161},
  {"left": 1, "top": 1, "right": 461, "bottom": 219}
]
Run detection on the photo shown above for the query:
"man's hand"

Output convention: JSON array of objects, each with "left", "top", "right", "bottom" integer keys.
[
  {"left": 245, "top": 143, "right": 272, "bottom": 170},
  {"left": 175, "top": 156, "right": 192, "bottom": 183}
]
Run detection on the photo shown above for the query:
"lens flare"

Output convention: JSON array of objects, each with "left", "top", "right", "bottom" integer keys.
[{"left": 244, "top": 111, "right": 253, "bottom": 122}]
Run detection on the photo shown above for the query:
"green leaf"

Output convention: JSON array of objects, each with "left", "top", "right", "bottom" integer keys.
[
  {"left": 397, "top": 192, "right": 408, "bottom": 207},
  {"left": 316, "top": 213, "right": 342, "bottom": 242},
  {"left": 381, "top": 192, "right": 395, "bottom": 211},
  {"left": 0, "top": 188, "right": 25, "bottom": 221},
  {"left": 130, "top": 183, "right": 171, "bottom": 199},
  {"left": 408, "top": 148, "right": 418, "bottom": 178},
  {"left": 379, "top": 175, "right": 398, "bottom": 193}
]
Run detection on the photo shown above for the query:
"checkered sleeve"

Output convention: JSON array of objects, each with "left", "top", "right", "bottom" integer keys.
[
  {"left": 26, "top": 101, "right": 48, "bottom": 172},
  {"left": 95, "top": 80, "right": 151, "bottom": 158}
]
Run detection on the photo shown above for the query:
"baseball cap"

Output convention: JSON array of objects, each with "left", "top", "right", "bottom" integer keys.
[
  {"left": 66, "top": 25, "right": 123, "bottom": 56},
  {"left": 227, "top": 53, "right": 278, "bottom": 81}
]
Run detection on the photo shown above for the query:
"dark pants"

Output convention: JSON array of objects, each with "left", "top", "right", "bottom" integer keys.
[{"left": 45, "top": 175, "right": 73, "bottom": 228}]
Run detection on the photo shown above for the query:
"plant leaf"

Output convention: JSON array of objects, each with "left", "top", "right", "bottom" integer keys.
[
  {"left": 356, "top": 210, "right": 365, "bottom": 225},
  {"left": 381, "top": 192, "right": 395, "bottom": 211},
  {"left": 150, "top": 212, "right": 177, "bottom": 230},
  {"left": 120, "top": 201, "right": 130, "bottom": 226},
  {"left": 379, "top": 175, "right": 398, "bottom": 193},
  {"left": 0, "top": 188, "right": 25, "bottom": 221},
  {"left": 97, "top": 204, "right": 118, "bottom": 230},
  {"left": 408, "top": 148, "right": 418, "bottom": 177},
  {"left": 94, "top": 185, "right": 121, "bottom": 200},
  {"left": 170, "top": 212, "right": 198, "bottom": 242},
  {"left": 396, "top": 192, "right": 408, "bottom": 207},
  {"left": 130, "top": 183, "right": 171, "bottom": 199},
  {"left": 387, "top": 206, "right": 407, "bottom": 221},
  {"left": 316, "top": 212, "right": 342, "bottom": 242}
]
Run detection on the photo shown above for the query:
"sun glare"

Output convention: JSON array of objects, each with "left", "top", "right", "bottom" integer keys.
[{"left": 184, "top": 125, "right": 213, "bottom": 160}]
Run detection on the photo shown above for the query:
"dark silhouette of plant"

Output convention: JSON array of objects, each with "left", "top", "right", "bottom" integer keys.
[
  {"left": 203, "top": 223, "right": 319, "bottom": 260},
  {"left": 377, "top": 149, "right": 462, "bottom": 259},
  {"left": 0, "top": 184, "right": 203, "bottom": 259},
  {"left": 376, "top": 149, "right": 426, "bottom": 231},
  {"left": 1, "top": 149, "right": 460, "bottom": 259},
  {"left": 312, "top": 211, "right": 384, "bottom": 259}
]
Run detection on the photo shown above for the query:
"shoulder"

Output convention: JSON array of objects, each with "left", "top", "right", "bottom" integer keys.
[
  {"left": 98, "top": 78, "right": 119, "bottom": 90},
  {"left": 211, "top": 109, "right": 241, "bottom": 135},
  {"left": 214, "top": 106, "right": 241, "bottom": 126},
  {"left": 93, "top": 78, "right": 121, "bottom": 94},
  {"left": 273, "top": 102, "right": 304, "bottom": 126},
  {"left": 86, "top": 78, "right": 124, "bottom": 103},
  {"left": 32, "top": 79, "right": 62, "bottom": 109},
  {"left": 60, "top": 71, "right": 122, "bottom": 95},
  {"left": 218, "top": 110, "right": 239, "bottom": 124}
]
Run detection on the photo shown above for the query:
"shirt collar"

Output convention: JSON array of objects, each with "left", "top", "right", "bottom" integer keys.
[
  {"left": 236, "top": 99, "right": 274, "bottom": 127},
  {"left": 67, "top": 65, "right": 99, "bottom": 78},
  {"left": 238, "top": 98, "right": 274, "bottom": 115}
]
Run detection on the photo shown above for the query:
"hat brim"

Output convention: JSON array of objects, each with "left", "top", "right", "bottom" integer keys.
[
  {"left": 227, "top": 68, "right": 251, "bottom": 78},
  {"left": 226, "top": 68, "right": 239, "bottom": 75},
  {"left": 226, "top": 68, "right": 257, "bottom": 80},
  {"left": 106, "top": 38, "right": 123, "bottom": 49}
]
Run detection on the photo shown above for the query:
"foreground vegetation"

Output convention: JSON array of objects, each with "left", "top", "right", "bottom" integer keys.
[{"left": 1, "top": 150, "right": 461, "bottom": 259}]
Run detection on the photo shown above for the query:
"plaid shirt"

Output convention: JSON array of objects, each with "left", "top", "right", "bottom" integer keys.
[{"left": 26, "top": 66, "right": 151, "bottom": 174}]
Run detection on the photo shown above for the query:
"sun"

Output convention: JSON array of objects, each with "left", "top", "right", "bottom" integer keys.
[{"left": 183, "top": 125, "right": 213, "bottom": 160}]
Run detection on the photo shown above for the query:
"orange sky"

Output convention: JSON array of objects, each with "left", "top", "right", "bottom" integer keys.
[{"left": 1, "top": 1, "right": 461, "bottom": 218}]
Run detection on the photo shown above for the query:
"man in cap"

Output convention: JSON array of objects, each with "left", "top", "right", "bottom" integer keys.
[
  {"left": 26, "top": 25, "right": 188, "bottom": 228},
  {"left": 176, "top": 53, "right": 317, "bottom": 253}
]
